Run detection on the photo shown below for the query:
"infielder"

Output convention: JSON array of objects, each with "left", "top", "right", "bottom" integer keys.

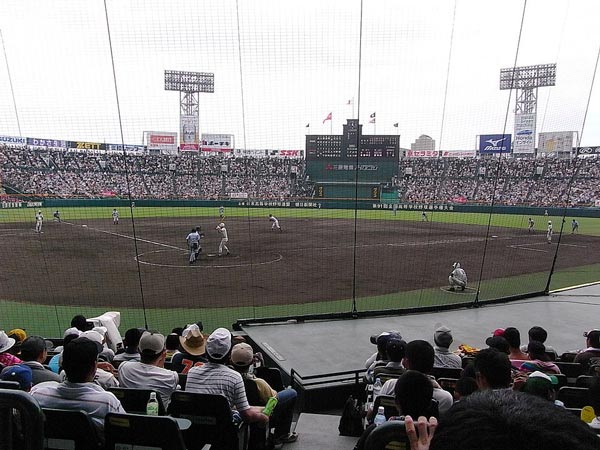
[
  {"left": 547, "top": 221, "right": 553, "bottom": 243},
  {"left": 112, "top": 209, "right": 119, "bottom": 225},
  {"left": 216, "top": 222, "right": 230, "bottom": 256},
  {"left": 448, "top": 262, "right": 467, "bottom": 291},
  {"left": 53, "top": 210, "right": 61, "bottom": 222},
  {"left": 269, "top": 214, "right": 282, "bottom": 232},
  {"left": 186, "top": 227, "right": 203, "bottom": 264},
  {"left": 35, "top": 210, "right": 44, "bottom": 233},
  {"left": 527, "top": 217, "right": 534, "bottom": 233},
  {"left": 421, "top": 211, "right": 428, "bottom": 222},
  {"left": 571, "top": 219, "right": 579, "bottom": 234},
  {"left": 219, "top": 206, "right": 225, "bottom": 219}
]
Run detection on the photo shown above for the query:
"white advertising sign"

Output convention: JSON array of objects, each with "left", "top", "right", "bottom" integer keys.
[
  {"left": 513, "top": 113, "right": 536, "bottom": 154},
  {"left": 201, "top": 133, "right": 234, "bottom": 153},
  {"left": 180, "top": 115, "right": 199, "bottom": 151},
  {"left": 538, "top": 131, "right": 574, "bottom": 153}
]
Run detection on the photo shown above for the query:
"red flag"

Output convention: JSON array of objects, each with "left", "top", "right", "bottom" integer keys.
[{"left": 322, "top": 112, "right": 332, "bottom": 124}]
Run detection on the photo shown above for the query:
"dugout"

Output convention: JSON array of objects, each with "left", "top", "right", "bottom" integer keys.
[{"left": 314, "top": 182, "right": 381, "bottom": 200}]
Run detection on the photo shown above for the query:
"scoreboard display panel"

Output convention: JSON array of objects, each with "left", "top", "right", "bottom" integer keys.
[{"left": 306, "top": 119, "right": 399, "bottom": 183}]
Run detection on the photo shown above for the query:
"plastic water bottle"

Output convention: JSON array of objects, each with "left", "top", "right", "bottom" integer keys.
[
  {"left": 146, "top": 392, "right": 159, "bottom": 416},
  {"left": 373, "top": 406, "right": 386, "bottom": 426},
  {"left": 373, "top": 378, "right": 382, "bottom": 399}
]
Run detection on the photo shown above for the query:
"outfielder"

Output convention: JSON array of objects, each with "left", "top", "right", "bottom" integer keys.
[
  {"left": 186, "top": 227, "right": 203, "bottom": 264},
  {"left": 216, "top": 222, "right": 230, "bottom": 256},
  {"left": 35, "top": 210, "right": 44, "bottom": 233},
  {"left": 421, "top": 211, "right": 428, "bottom": 222},
  {"left": 219, "top": 206, "right": 225, "bottom": 219},
  {"left": 269, "top": 214, "right": 282, "bottom": 232},
  {"left": 448, "top": 262, "right": 467, "bottom": 291},
  {"left": 547, "top": 220, "right": 553, "bottom": 243},
  {"left": 571, "top": 219, "right": 579, "bottom": 234},
  {"left": 112, "top": 209, "right": 119, "bottom": 225}
]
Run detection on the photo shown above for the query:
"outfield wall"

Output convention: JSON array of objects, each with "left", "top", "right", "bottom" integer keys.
[{"left": 40, "top": 197, "right": 600, "bottom": 218}]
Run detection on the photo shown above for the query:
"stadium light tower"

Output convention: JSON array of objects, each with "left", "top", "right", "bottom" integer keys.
[
  {"left": 164, "top": 70, "right": 214, "bottom": 150},
  {"left": 499, "top": 63, "right": 556, "bottom": 154}
]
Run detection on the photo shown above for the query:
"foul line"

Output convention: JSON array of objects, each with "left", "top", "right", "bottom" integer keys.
[{"left": 63, "top": 221, "right": 186, "bottom": 251}]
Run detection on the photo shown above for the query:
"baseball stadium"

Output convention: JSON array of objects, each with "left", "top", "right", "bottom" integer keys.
[{"left": 1, "top": 1, "right": 600, "bottom": 448}]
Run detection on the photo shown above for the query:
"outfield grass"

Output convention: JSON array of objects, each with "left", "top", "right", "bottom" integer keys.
[
  {"left": 2, "top": 205, "right": 599, "bottom": 235},
  {"left": 1, "top": 206, "right": 598, "bottom": 336}
]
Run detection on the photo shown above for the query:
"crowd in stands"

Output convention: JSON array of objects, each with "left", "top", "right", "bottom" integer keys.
[
  {"left": 0, "top": 314, "right": 299, "bottom": 449},
  {"left": 356, "top": 324, "right": 600, "bottom": 449},
  {"left": 1, "top": 315, "right": 600, "bottom": 449},
  {"left": 2, "top": 144, "right": 600, "bottom": 206},
  {"left": 0, "top": 145, "right": 311, "bottom": 200},
  {"left": 396, "top": 156, "right": 600, "bottom": 207}
]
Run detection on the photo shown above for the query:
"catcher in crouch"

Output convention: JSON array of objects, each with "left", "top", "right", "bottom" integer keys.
[{"left": 448, "top": 262, "right": 467, "bottom": 291}]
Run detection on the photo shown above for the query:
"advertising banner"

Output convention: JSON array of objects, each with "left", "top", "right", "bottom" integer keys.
[
  {"left": 180, "top": 115, "right": 199, "bottom": 151},
  {"left": 441, "top": 150, "right": 476, "bottom": 158},
  {"left": 234, "top": 149, "right": 268, "bottom": 158},
  {"left": 577, "top": 146, "right": 600, "bottom": 155},
  {"left": 268, "top": 149, "right": 304, "bottom": 158},
  {"left": 404, "top": 150, "right": 439, "bottom": 158},
  {"left": 513, "top": 113, "right": 536, "bottom": 153},
  {"left": 69, "top": 141, "right": 106, "bottom": 150},
  {"left": 200, "top": 133, "right": 234, "bottom": 153},
  {"left": 146, "top": 131, "right": 177, "bottom": 153},
  {"left": 0, "top": 135, "right": 26, "bottom": 145},
  {"left": 538, "top": 131, "right": 574, "bottom": 153},
  {"left": 478, "top": 134, "right": 511, "bottom": 154},
  {"left": 106, "top": 144, "right": 146, "bottom": 153},
  {"left": 28, "top": 137, "right": 68, "bottom": 148}
]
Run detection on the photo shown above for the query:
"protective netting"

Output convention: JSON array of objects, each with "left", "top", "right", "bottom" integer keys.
[{"left": 0, "top": 0, "right": 599, "bottom": 337}]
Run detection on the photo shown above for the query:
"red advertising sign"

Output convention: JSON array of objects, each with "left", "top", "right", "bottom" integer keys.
[{"left": 150, "top": 135, "right": 176, "bottom": 145}]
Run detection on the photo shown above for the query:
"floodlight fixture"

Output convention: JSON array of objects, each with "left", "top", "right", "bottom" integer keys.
[
  {"left": 499, "top": 63, "right": 556, "bottom": 90},
  {"left": 164, "top": 70, "right": 214, "bottom": 93}
]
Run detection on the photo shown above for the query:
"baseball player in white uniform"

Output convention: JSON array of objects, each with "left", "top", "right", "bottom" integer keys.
[
  {"left": 35, "top": 210, "right": 44, "bottom": 233},
  {"left": 571, "top": 219, "right": 579, "bottom": 234},
  {"left": 269, "top": 214, "right": 282, "bottom": 232},
  {"left": 547, "top": 221, "right": 553, "bottom": 243},
  {"left": 186, "top": 228, "right": 201, "bottom": 264},
  {"left": 216, "top": 223, "right": 230, "bottom": 256},
  {"left": 527, "top": 217, "right": 534, "bottom": 233},
  {"left": 448, "top": 262, "right": 467, "bottom": 291},
  {"left": 112, "top": 209, "right": 119, "bottom": 225}
]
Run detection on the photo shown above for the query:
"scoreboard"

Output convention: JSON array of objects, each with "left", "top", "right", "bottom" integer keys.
[
  {"left": 306, "top": 119, "right": 399, "bottom": 161},
  {"left": 306, "top": 119, "right": 399, "bottom": 184}
]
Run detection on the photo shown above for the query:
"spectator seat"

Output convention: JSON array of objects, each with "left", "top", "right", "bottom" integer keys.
[
  {"left": 105, "top": 412, "right": 191, "bottom": 450},
  {"left": 108, "top": 387, "right": 166, "bottom": 415},
  {"left": 0, "top": 389, "right": 44, "bottom": 450},
  {"left": 42, "top": 408, "right": 102, "bottom": 450},
  {"left": 364, "top": 420, "right": 410, "bottom": 450},
  {"left": 168, "top": 391, "right": 248, "bottom": 450},
  {"left": 557, "top": 386, "right": 590, "bottom": 409}
]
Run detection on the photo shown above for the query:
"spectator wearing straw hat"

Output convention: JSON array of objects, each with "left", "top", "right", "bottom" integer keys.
[
  {"left": 0, "top": 331, "right": 22, "bottom": 367},
  {"left": 171, "top": 324, "right": 207, "bottom": 374}
]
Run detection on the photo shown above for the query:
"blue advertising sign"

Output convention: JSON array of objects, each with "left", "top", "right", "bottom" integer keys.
[
  {"left": 27, "top": 137, "right": 68, "bottom": 148},
  {"left": 479, "top": 134, "right": 511, "bottom": 154}
]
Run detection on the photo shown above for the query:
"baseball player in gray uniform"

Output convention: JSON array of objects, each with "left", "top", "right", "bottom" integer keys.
[
  {"left": 216, "top": 223, "right": 230, "bottom": 256},
  {"left": 547, "top": 221, "right": 553, "bottom": 243},
  {"left": 448, "top": 262, "right": 467, "bottom": 291},
  {"left": 186, "top": 228, "right": 201, "bottom": 264},
  {"left": 269, "top": 214, "right": 282, "bottom": 232}
]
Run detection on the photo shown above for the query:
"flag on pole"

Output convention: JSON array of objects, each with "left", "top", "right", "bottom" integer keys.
[
  {"left": 369, "top": 118, "right": 376, "bottom": 124},
  {"left": 305, "top": 123, "right": 310, "bottom": 128},
  {"left": 370, "top": 112, "right": 376, "bottom": 118},
  {"left": 322, "top": 112, "right": 332, "bottom": 124},
  {"left": 346, "top": 99, "right": 354, "bottom": 105},
  {"left": 393, "top": 123, "right": 398, "bottom": 128}
]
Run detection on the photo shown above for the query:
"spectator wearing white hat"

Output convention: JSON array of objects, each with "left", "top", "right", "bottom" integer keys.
[
  {"left": 0, "top": 330, "right": 22, "bottom": 367},
  {"left": 185, "top": 328, "right": 268, "bottom": 427},
  {"left": 433, "top": 325, "right": 462, "bottom": 369},
  {"left": 118, "top": 331, "right": 179, "bottom": 409}
]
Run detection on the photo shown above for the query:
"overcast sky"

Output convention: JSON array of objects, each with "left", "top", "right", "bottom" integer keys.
[{"left": 0, "top": 0, "right": 599, "bottom": 151}]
